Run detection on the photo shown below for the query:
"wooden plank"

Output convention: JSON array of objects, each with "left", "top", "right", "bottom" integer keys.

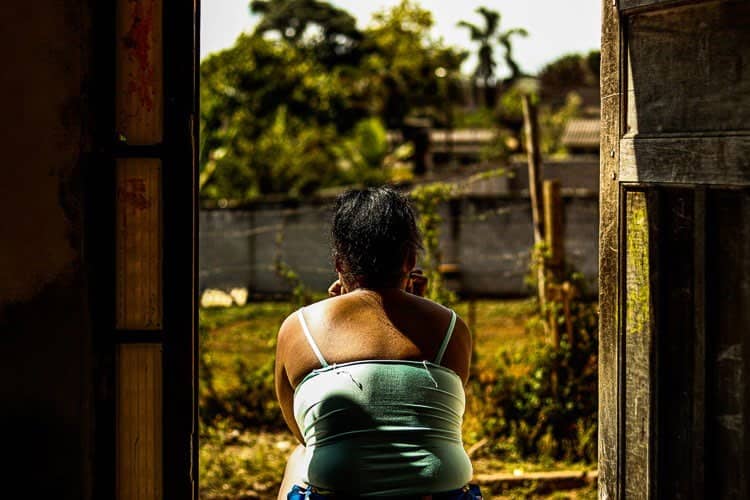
[
  {"left": 116, "top": 0, "right": 164, "bottom": 144},
  {"left": 655, "top": 189, "right": 695, "bottom": 499},
  {"left": 691, "top": 188, "right": 706, "bottom": 499},
  {"left": 160, "top": 0, "right": 200, "bottom": 495},
  {"left": 625, "top": 2, "right": 750, "bottom": 135},
  {"left": 117, "top": 344, "right": 163, "bottom": 500},
  {"left": 620, "top": 0, "right": 723, "bottom": 15},
  {"left": 705, "top": 189, "right": 750, "bottom": 499},
  {"left": 623, "top": 190, "right": 656, "bottom": 499},
  {"left": 620, "top": 136, "right": 750, "bottom": 186},
  {"left": 599, "top": 0, "right": 624, "bottom": 496},
  {"left": 116, "top": 159, "right": 163, "bottom": 330}
]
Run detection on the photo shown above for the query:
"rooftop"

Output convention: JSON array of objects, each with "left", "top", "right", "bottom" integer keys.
[{"left": 561, "top": 118, "right": 600, "bottom": 149}]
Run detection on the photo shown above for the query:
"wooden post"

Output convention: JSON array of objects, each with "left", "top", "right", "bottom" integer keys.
[
  {"left": 543, "top": 180, "right": 564, "bottom": 281},
  {"left": 543, "top": 180, "right": 565, "bottom": 348},
  {"left": 522, "top": 94, "right": 546, "bottom": 307},
  {"left": 522, "top": 95, "right": 544, "bottom": 245},
  {"left": 561, "top": 281, "right": 575, "bottom": 347}
]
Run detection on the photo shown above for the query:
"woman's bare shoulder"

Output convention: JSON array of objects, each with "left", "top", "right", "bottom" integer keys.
[
  {"left": 395, "top": 294, "right": 457, "bottom": 324},
  {"left": 297, "top": 294, "right": 355, "bottom": 322}
]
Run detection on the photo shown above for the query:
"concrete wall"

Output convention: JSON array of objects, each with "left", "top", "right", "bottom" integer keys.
[
  {"left": 507, "top": 157, "right": 600, "bottom": 194},
  {"left": 200, "top": 194, "right": 599, "bottom": 298},
  {"left": 0, "top": 2, "right": 96, "bottom": 498}
]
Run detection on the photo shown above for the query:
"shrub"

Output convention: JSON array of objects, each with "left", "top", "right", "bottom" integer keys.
[{"left": 466, "top": 258, "right": 598, "bottom": 463}]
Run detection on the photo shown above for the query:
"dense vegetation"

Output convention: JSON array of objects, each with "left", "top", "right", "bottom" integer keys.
[
  {"left": 200, "top": 0, "right": 599, "bottom": 203},
  {"left": 200, "top": 0, "right": 465, "bottom": 201}
]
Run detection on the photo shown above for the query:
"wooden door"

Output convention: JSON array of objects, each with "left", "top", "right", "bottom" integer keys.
[
  {"left": 599, "top": 0, "right": 750, "bottom": 498},
  {"left": 105, "top": 0, "right": 199, "bottom": 498}
]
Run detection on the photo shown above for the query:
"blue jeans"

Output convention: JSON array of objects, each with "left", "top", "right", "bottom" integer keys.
[{"left": 287, "top": 484, "right": 483, "bottom": 499}]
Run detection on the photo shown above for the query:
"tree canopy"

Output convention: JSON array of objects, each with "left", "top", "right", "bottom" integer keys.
[
  {"left": 539, "top": 50, "right": 600, "bottom": 89},
  {"left": 199, "top": 0, "right": 467, "bottom": 202},
  {"left": 199, "top": 2, "right": 594, "bottom": 203},
  {"left": 250, "top": 0, "right": 366, "bottom": 67}
]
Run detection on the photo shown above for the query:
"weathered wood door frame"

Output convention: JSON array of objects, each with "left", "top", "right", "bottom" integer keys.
[
  {"left": 598, "top": 0, "right": 623, "bottom": 493},
  {"left": 600, "top": 0, "right": 750, "bottom": 498},
  {"left": 91, "top": 1, "right": 200, "bottom": 498}
]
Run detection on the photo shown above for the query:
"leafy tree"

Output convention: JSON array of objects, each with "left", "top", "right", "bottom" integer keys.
[
  {"left": 585, "top": 50, "right": 600, "bottom": 80},
  {"left": 539, "top": 50, "right": 600, "bottom": 89},
  {"left": 250, "top": 0, "right": 366, "bottom": 67},
  {"left": 200, "top": 1, "right": 466, "bottom": 202},
  {"left": 330, "top": 117, "right": 414, "bottom": 187},
  {"left": 200, "top": 35, "right": 355, "bottom": 200},
  {"left": 363, "top": 0, "right": 466, "bottom": 128}
]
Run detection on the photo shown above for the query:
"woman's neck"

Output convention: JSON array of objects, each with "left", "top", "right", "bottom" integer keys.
[
  {"left": 345, "top": 276, "right": 409, "bottom": 294},
  {"left": 349, "top": 285, "right": 404, "bottom": 294}
]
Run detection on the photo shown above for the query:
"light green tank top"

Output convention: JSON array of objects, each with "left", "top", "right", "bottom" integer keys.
[{"left": 292, "top": 308, "right": 472, "bottom": 497}]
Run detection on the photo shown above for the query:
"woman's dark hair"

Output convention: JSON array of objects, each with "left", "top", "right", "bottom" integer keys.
[{"left": 332, "top": 186, "right": 422, "bottom": 288}]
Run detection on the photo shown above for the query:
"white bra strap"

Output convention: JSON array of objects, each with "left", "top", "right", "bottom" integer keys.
[
  {"left": 297, "top": 309, "right": 328, "bottom": 368},
  {"left": 434, "top": 310, "right": 457, "bottom": 364}
]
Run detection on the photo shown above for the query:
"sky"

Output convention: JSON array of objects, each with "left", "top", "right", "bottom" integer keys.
[{"left": 200, "top": 1, "right": 601, "bottom": 76}]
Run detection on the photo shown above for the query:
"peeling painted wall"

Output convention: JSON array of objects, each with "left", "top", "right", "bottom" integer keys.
[{"left": 0, "top": 1, "right": 95, "bottom": 498}]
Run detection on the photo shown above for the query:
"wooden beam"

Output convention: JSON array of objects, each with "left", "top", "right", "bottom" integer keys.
[
  {"left": 619, "top": 136, "right": 750, "bottom": 186},
  {"left": 116, "top": 0, "right": 164, "bottom": 145},
  {"left": 117, "top": 344, "right": 163, "bottom": 500},
  {"left": 625, "top": 3, "right": 750, "bottom": 136},
  {"left": 620, "top": 0, "right": 733, "bottom": 15},
  {"left": 599, "top": 0, "right": 624, "bottom": 496},
  {"left": 691, "top": 188, "right": 706, "bottom": 499},
  {"left": 161, "top": 0, "right": 200, "bottom": 497},
  {"left": 623, "top": 190, "right": 657, "bottom": 499},
  {"left": 116, "top": 159, "right": 163, "bottom": 330}
]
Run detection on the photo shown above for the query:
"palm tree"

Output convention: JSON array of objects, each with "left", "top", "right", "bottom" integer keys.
[
  {"left": 498, "top": 27, "right": 528, "bottom": 86},
  {"left": 458, "top": 7, "right": 500, "bottom": 107},
  {"left": 458, "top": 7, "right": 528, "bottom": 107}
]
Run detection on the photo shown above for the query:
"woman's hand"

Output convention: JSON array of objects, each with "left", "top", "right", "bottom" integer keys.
[
  {"left": 328, "top": 279, "right": 345, "bottom": 297},
  {"left": 406, "top": 269, "right": 428, "bottom": 297}
]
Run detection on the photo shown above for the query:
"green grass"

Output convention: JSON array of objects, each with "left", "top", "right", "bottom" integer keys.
[
  {"left": 455, "top": 298, "right": 541, "bottom": 372},
  {"left": 200, "top": 298, "right": 542, "bottom": 395},
  {"left": 200, "top": 302, "right": 291, "bottom": 394}
]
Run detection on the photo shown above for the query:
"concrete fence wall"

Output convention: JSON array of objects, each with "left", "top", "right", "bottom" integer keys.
[{"left": 199, "top": 195, "right": 599, "bottom": 298}]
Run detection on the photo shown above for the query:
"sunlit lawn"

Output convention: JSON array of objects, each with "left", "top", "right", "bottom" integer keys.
[{"left": 199, "top": 299, "right": 595, "bottom": 499}]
